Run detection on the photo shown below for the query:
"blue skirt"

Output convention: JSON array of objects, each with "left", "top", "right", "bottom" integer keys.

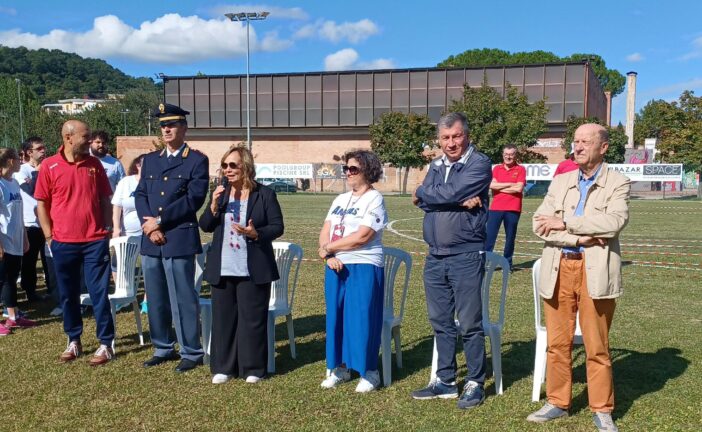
[{"left": 324, "top": 263, "right": 384, "bottom": 378}]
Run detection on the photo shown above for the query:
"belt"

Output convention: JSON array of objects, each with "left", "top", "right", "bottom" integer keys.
[{"left": 561, "top": 251, "right": 583, "bottom": 260}]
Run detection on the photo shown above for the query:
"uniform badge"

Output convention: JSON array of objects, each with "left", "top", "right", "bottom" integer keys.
[{"left": 159, "top": 103, "right": 165, "bottom": 114}]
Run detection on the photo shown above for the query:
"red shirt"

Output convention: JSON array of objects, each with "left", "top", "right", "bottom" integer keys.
[
  {"left": 554, "top": 158, "right": 579, "bottom": 177},
  {"left": 490, "top": 163, "right": 527, "bottom": 213},
  {"left": 35, "top": 147, "right": 112, "bottom": 243}
]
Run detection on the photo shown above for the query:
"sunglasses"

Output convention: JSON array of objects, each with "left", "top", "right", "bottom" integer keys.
[
  {"left": 342, "top": 165, "right": 360, "bottom": 175},
  {"left": 221, "top": 162, "right": 240, "bottom": 170}
]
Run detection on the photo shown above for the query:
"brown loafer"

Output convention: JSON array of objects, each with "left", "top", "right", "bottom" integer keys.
[
  {"left": 89, "top": 345, "right": 114, "bottom": 366},
  {"left": 60, "top": 341, "right": 82, "bottom": 363}
]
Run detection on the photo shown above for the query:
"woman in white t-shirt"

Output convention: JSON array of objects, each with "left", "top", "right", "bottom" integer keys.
[
  {"left": 318, "top": 150, "right": 388, "bottom": 393},
  {"left": 111, "top": 154, "right": 145, "bottom": 311},
  {"left": 0, "top": 148, "right": 34, "bottom": 336}
]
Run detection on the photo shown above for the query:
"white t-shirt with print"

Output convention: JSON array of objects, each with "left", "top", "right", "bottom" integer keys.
[
  {"left": 12, "top": 163, "right": 39, "bottom": 227},
  {"left": 325, "top": 189, "right": 388, "bottom": 267},
  {"left": 111, "top": 175, "right": 141, "bottom": 237},
  {"left": 0, "top": 178, "right": 25, "bottom": 256}
]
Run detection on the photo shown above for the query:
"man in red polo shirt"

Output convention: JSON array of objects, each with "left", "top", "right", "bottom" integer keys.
[
  {"left": 35, "top": 120, "right": 115, "bottom": 366},
  {"left": 485, "top": 144, "right": 527, "bottom": 270},
  {"left": 554, "top": 147, "right": 578, "bottom": 177}
]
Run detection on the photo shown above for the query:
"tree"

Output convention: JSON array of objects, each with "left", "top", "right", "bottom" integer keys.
[
  {"left": 0, "top": 77, "right": 44, "bottom": 149},
  {"left": 0, "top": 45, "right": 158, "bottom": 103},
  {"left": 438, "top": 48, "right": 626, "bottom": 96},
  {"left": 563, "top": 116, "right": 627, "bottom": 163},
  {"left": 653, "top": 91, "right": 702, "bottom": 198},
  {"left": 447, "top": 82, "right": 548, "bottom": 163},
  {"left": 369, "top": 111, "right": 436, "bottom": 194},
  {"left": 634, "top": 99, "right": 684, "bottom": 146}
]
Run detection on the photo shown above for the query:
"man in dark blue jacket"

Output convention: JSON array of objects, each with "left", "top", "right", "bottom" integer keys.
[
  {"left": 135, "top": 103, "right": 209, "bottom": 373},
  {"left": 411, "top": 112, "right": 492, "bottom": 409}
]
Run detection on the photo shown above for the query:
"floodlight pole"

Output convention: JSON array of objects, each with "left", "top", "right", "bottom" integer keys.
[
  {"left": 16, "top": 79, "right": 24, "bottom": 144},
  {"left": 225, "top": 11, "right": 269, "bottom": 151}
]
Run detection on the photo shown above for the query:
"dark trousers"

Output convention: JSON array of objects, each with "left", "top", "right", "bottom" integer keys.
[
  {"left": 21, "top": 226, "right": 57, "bottom": 301},
  {"left": 485, "top": 210, "right": 521, "bottom": 267},
  {"left": 424, "top": 251, "right": 486, "bottom": 384},
  {"left": 51, "top": 239, "right": 114, "bottom": 346},
  {"left": 211, "top": 276, "right": 271, "bottom": 378},
  {"left": 0, "top": 254, "right": 23, "bottom": 308}
]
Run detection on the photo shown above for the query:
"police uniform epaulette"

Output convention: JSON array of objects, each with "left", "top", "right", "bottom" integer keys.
[{"left": 182, "top": 147, "right": 190, "bottom": 158}]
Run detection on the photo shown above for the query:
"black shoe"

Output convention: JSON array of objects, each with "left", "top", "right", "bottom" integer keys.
[
  {"left": 174, "top": 358, "right": 203, "bottom": 373},
  {"left": 143, "top": 353, "right": 180, "bottom": 367}
]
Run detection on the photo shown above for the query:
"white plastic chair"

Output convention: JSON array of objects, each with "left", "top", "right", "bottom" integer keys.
[
  {"left": 196, "top": 242, "right": 212, "bottom": 363},
  {"left": 429, "top": 252, "right": 510, "bottom": 395},
  {"left": 79, "top": 236, "right": 144, "bottom": 351},
  {"left": 531, "top": 258, "right": 583, "bottom": 401},
  {"left": 380, "top": 247, "right": 412, "bottom": 387},
  {"left": 267, "top": 241, "right": 303, "bottom": 373}
]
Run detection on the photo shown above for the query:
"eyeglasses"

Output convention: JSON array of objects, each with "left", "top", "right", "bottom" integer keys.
[
  {"left": 221, "top": 162, "right": 239, "bottom": 170},
  {"left": 342, "top": 165, "right": 360, "bottom": 175}
]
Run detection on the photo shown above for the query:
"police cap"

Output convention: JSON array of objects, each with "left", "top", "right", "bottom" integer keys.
[{"left": 153, "top": 103, "right": 190, "bottom": 126}]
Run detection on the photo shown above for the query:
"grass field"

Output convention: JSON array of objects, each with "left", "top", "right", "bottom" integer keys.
[{"left": 1, "top": 195, "right": 701, "bottom": 431}]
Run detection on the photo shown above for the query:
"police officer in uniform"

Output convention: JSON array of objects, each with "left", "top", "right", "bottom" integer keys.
[{"left": 135, "top": 103, "right": 209, "bottom": 372}]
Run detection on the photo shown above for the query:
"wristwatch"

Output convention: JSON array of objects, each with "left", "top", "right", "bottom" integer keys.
[{"left": 155, "top": 216, "right": 162, "bottom": 226}]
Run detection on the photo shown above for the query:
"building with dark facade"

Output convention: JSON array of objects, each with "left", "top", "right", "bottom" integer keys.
[{"left": 118, "top": 61, "right": 608, "bottom": 191}]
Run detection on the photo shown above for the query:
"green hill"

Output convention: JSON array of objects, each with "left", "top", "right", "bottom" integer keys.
[{"left": 0, "top": 45, "right": 158, "bottom": 103}]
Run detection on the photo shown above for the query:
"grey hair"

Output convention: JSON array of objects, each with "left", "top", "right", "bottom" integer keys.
[{"left": 437, "top": 112, "right": 470, "bottom": 137}]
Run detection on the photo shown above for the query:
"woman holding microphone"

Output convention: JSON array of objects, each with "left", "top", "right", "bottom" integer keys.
[{"left": 199, "top": 145, "right": 284, "bottom": 384}]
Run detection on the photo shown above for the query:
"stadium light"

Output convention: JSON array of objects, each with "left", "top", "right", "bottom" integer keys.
[{"left": 224, "top": 11, "right": 269, "bottom": 150}]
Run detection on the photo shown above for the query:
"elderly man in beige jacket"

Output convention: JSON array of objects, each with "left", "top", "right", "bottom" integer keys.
[{"left": 528, "top": 123, "right": 630, "bottom": 432}]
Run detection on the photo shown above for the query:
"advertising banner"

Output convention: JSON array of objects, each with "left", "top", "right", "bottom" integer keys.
[
  {"left": 509, "top": 164, "right": 684, "bottom": 182},
  {"left": 255, "top": 164, "right": 313, "bottom": 179}
]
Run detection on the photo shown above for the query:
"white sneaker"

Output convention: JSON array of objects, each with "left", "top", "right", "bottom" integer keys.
[
  {"left": 211, "top": 374, "right": 231, "bottom": 384},
  {"left": 355, "top": 370, "right": 381, "bottom": 393},
  {"left": 320, "top": 367, "right": 351, "bottom": 389},
  {"left": 245, "top": 375, "right": 262, "bottom": 384}
]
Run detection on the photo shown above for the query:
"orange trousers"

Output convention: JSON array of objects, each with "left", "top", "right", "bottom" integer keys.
[{"left": 543, "top": 256, "right": 616, "bottom": 412}]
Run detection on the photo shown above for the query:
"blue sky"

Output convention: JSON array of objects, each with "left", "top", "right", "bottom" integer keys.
[{"left": 1, "top": 0, "right": 701, "bottom": 124}]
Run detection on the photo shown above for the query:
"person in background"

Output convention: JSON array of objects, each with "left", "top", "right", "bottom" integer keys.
[
  {"left": 111, "top": 154, "right": 147, "bottom": 313},
  {"left": 484, "top": 144, "right": 526, "bottom": 271},
  {"left": 0, "top": 147, "right": 34, "bottom": 336},
  {"left": 553, "top": 147, "right": 578, "bottom": 177},
  {"left": 13, "top": 137, "right": 57, "bottom": 306},
  {"left": 529, "top": 123, "right": 630, "bottom": 432},
  {"left": 90, "top": 130, "right": 126, "bottom": 192},
  {"left": 35, "top": 120, "right": 115, "bottom": 365},
  {"left": 318, "top": 149, "right": 388, "bottom": 393},
  {"left": 199, "top": 145, "right": 284, "bottom": 384}
]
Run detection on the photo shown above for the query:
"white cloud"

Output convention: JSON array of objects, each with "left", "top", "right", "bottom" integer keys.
[
  {"left": 296, "top": 19, "right": 379, "bottom": 44},
  {"left": 0, "top": 7, "right": 17, "bottom": 16},
  {"left": 209, "top": 4, "right": 308, "bottom": 20},
  {"left": 0, "top": 14, "right": 292, "bottom": 63},
  {"left": 324, "top": 48, "right": 359, "bottom": 71},
  {"left": 626, "top": 52, "right": 644, "bottom": 62},
  {"left": 644, "top": 78, "right": 702, "bottom": 98},
  {"left": 679, "top": 35, "right": 702, "bottom": 61},
  {"left": 324, "top": 48, "right": 395, "bottom": 71}
]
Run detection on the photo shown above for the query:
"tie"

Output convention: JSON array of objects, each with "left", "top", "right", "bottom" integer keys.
[{"left": 167, "top": 155, "right": 174, "bottom": 165}]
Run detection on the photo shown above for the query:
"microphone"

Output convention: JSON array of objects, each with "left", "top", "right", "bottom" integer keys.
[{"left": 218, "top": 177, "right": 229, "bottom": 210}]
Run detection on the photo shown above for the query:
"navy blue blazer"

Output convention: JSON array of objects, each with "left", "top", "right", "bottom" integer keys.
[
  {"left": 198, "top": 182, "right": 284, "bottom": 286},
  {"left": 135, "top": 144, "right": 209, "bottom": 257}
]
